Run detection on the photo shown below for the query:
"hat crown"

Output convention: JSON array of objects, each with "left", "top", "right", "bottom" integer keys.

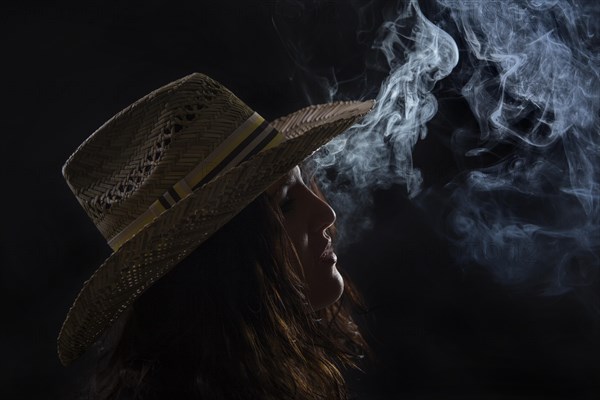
[{"left": 63, "top": 73, "right": 256, "bottom": 243}]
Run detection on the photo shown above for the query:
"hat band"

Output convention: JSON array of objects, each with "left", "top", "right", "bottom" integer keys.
[{"left": 107, "top": 112, "right": 285, "bottom": 251}]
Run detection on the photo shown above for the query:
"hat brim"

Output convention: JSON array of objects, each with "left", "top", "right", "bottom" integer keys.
[{"left": 57, "top": 99, "right": 375, "bottom": 366}]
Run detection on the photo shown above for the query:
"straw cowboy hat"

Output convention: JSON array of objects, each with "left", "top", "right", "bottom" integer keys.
[{"left": 58, "top": 72, "right": 374, "bottom": 366}]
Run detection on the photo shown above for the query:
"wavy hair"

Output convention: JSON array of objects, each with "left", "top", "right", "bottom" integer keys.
[{"left": 84, "top": 179, "right": 369, "bottom": 400}]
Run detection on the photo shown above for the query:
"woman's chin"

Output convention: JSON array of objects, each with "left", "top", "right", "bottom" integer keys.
[{"left": 309, "top": 268, "right": 345, "bottom": 311}]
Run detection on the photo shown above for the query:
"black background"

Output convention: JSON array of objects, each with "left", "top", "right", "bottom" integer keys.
[{"left": 2, "top": 1, "right": 599, "bottom": 399}]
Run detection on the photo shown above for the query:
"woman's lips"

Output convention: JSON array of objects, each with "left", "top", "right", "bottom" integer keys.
[{"left": 319, "top": 247, "right": 338, "bottom": 265}]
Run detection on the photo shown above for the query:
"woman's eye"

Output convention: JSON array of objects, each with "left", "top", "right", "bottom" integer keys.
[{"left": 279, "top": 196, "right": 295, "bottom": 213}]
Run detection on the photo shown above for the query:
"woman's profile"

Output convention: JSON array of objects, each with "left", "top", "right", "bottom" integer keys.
[{"left": 59, "top": 72, "right": 374, "bottom": 399}]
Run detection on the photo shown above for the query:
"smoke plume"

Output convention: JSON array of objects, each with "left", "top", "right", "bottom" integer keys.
[{"left": 294, "top": 0, "right": 599, "bottom": 299}]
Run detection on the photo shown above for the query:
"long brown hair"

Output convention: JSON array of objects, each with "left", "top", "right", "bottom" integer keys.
[{"left": 85, "top": 178, "right": 369, "bottom": 400}]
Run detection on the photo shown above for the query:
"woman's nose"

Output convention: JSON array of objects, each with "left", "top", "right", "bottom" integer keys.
[{"left": 312, "top": 194, "right": 336, "bottom": 234}]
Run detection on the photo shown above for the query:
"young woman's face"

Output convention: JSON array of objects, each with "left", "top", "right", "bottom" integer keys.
[{"left": 267, "top": 166, "right": 343, "bottom": 310}]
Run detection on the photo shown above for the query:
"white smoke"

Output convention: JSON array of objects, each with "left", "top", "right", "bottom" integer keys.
[
  {"left": 305, "top": 0, "right": 459, "bottom": 247},
  {"left": 433, "top": 0, "right": 600, "bottom": 296},
  {"left": 295, "top": 0, "right": 599, "bottom": 300}
]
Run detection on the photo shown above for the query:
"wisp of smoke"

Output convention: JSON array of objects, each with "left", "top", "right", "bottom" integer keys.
[{"left": 305, "top": 0, "right": 458, "bottom": 247}]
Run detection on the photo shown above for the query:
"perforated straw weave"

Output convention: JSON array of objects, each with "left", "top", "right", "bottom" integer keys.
[{"left": 58, "top": 72, "right": 374, "bottom": 366}]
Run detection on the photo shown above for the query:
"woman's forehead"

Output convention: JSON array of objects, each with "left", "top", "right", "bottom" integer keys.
[
  {"left": 286, "top": 166, "right": 302, "bottom": 182},
  {"left": 279, "top": 166, "right": 301, "bottom": 185}
]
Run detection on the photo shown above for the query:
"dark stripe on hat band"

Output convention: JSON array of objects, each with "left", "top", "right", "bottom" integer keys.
[
  {"left": 168, "top": 187, "right": 181, "bottom": 202},
  {"left": 193, "top": 120, "right": 272, "bottom": 190},
  {"left": 240, "top": 127, "right": 281, "bottom": 163},
  {"left": 158, "top": 195, "right": 172, "bottom": 210}
]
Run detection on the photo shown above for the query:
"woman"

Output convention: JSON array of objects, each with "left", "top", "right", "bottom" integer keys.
[{"left": 59, "top": 73, "right": 374, "bottom": 399}]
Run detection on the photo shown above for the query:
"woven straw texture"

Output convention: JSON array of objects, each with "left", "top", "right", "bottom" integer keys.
[{"left": 58, "top": 72, "right": 374, "bottom": 366}]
